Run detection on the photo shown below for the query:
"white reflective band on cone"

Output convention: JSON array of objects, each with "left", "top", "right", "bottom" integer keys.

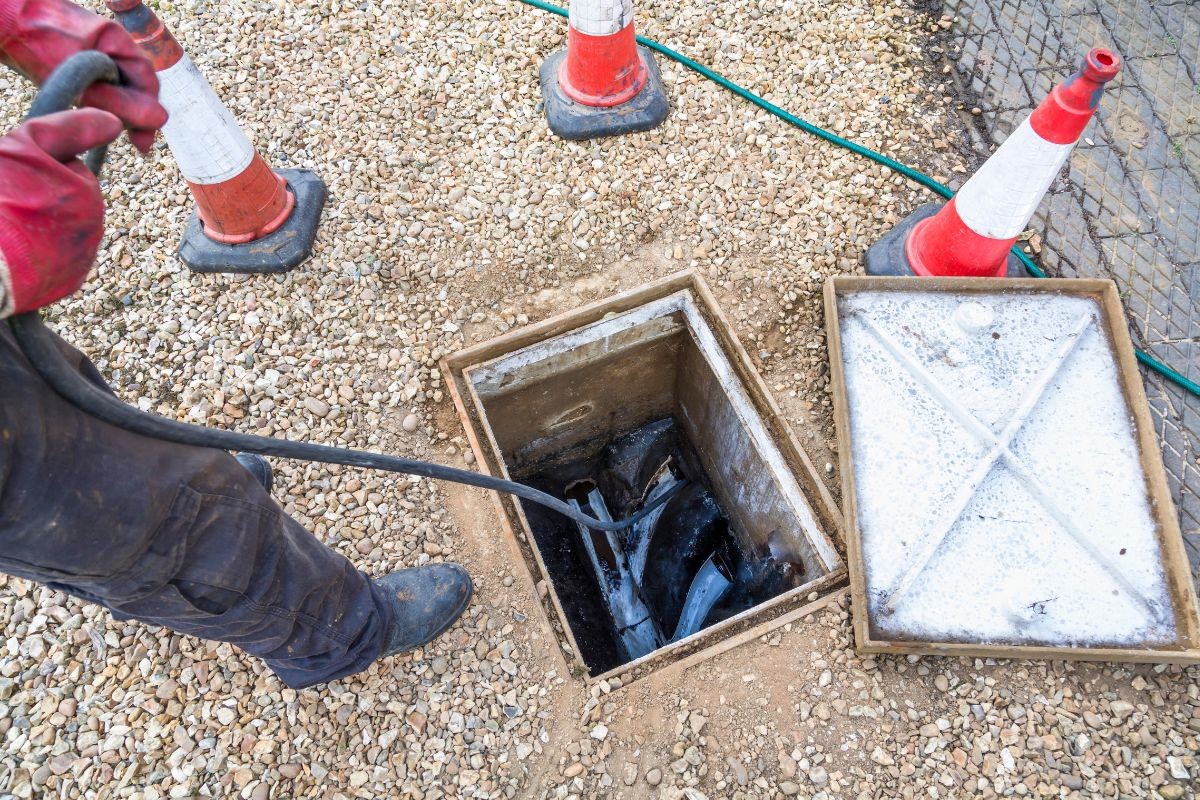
[
  {"left": 157, "top": 55, "right": 255, "bottom": 185},
  {"left": 954, "top": 118, "right": 1073, "bottom": 240},
  {"left": 569, "top": 0, "right": 633, "bottom": 36}
]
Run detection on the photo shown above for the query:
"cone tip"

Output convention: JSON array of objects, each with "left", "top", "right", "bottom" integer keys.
[{"left": 1082, "top": 48, "right": 1121, "bottom": 83}]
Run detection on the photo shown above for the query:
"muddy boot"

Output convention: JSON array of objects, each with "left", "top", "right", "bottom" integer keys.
[
  {"left": 375, "top": 565, "right": 474, "bottom": 657},
  {"left": 234, "top": 453, "right": 274, "bottom": 493}
]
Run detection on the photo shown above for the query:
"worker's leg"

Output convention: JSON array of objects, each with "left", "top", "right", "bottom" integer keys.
[{"left": 1, "top": 323, "right": 395, "bottom": 688}]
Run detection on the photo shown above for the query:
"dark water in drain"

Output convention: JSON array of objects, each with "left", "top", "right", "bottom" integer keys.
[{"left": 518, "top": 417, "right": 805, "bottom": 674}]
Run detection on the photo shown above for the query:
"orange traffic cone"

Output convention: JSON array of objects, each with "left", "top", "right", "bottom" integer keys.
[
  {"left": 106, "top": 0, "right": 326, "bottom": 273},
  {"left": 539, "top": 0, "right": 668, "bottom": 140},
  {"left": 866, "top": 48, "right": 1121, "bottom": 278}
]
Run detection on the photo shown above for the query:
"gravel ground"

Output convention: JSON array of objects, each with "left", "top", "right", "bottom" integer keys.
[{"left": 1, "top": 0, "right": 1197, "bottom": 798}]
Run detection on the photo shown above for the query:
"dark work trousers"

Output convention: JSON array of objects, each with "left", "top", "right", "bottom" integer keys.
[{"left": 0, "top": 322, "right": 392, "bottom": 688}]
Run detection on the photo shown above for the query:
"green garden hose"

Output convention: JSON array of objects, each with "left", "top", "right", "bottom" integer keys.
[{"left": 517, "top": 0, "right": 1200, "bottom": 399}]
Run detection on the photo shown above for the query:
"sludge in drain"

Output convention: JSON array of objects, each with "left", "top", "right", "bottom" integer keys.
[{"left": 519, "top": 417, "right": 809, "bottom": 673}]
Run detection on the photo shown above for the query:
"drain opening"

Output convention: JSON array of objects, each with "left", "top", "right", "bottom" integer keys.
[
  {"left": 452, "top": 282, "right": 844, "bottom": 681},
  {"left": 520, "top": 417, "right": 807, "bottom": 674}
]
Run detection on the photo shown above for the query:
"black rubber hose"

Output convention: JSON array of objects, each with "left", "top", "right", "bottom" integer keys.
[
  {"left": 25, "top": 50, "right": 119, "bottom": 175},
  {"left": 7, "top": 52, "right": 683, "bottom": 532},
  {"left": 8, "top": 314, "right": 682, "bottom": 531}
]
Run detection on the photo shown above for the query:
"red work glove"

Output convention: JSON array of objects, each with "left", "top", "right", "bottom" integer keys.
[
  {"left": 0, "top": 0, "right": 167, "bottom": 152},
  {"left": 0, "top": 109, "right": 123, "bottom": 319}
]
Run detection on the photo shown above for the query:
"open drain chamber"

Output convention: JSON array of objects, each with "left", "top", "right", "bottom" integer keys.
[{"left": 443, "top": 272, "right": 845, "bottom": 681}]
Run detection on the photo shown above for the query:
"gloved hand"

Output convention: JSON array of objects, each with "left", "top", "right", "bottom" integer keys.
[
  {"left": 0, "top": 0, "right": 167, "bottom": 152},
  {"left": 0, "top": 109, "right": 124, "bottom": 319}
]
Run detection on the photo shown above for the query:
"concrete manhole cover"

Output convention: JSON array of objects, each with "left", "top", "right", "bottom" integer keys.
[{"left": 826, "top": 276, "right": 1200, "bottom": 663}]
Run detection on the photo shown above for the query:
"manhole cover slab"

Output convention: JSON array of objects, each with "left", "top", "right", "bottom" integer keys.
[{"left": 826, "top": 276, "right": 1200, "bottom": 663}]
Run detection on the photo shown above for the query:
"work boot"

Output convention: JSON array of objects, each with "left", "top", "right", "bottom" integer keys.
[
  {"left": 234, "top": 453, "right": 273, "bottom": 493},
  {"left": 375, "top": 565, "right": 473, "bottom": 657}
]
